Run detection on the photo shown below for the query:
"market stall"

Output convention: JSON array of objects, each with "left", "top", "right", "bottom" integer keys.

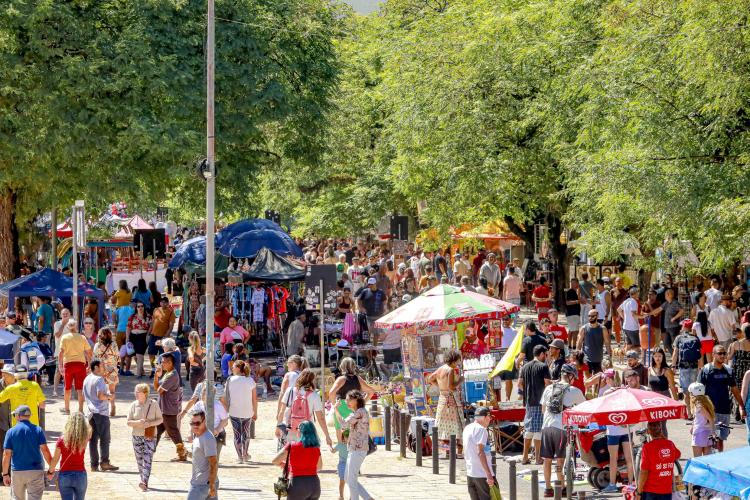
[
  {"left": 375, "top": 285, "right": 519, "bottom": 417},
  {"left": 683, "top": 446, "right": 750, "bottom": 500}
]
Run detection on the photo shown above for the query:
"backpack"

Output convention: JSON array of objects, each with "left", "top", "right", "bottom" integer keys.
[
  {"left": 19, "top": 342, "right": 42, "bottom": 372},
  {"left": 677, "top": 335, "right": 701, "bottom": 367},
  {"left": 547, "top": 382, "right": 568, "bottom": 414},
  {"left": 288, "top": 389, "right": 313, "bottom": 431}
]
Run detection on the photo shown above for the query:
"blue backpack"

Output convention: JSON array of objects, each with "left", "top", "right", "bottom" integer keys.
[{"left": 677, "top": 334, "right": 701, "bottom": 367}]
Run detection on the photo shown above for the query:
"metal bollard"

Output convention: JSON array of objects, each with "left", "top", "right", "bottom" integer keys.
[
  {"left": 249, "top": 420, "right": 255, "bottom": 439},
  {"left": 531, "top": 469, "right": 539, "bottom": 500},
  {"left": 432, "top": 426, "right": 439, "bottom": 474},
  {"left": 509, "top": 460, "right": 517, "bottom": 500},
  {"left": 553, "top": 480, "right": 562, "bottom": 500},
  {"left": 416, "top": 422, "right": 423, "bottom": 466},
  {"left": 566, "top": 464, "right": 573, "bottom": 500},
  {"left": 449, "top": 434, "right": 457, "bottom": 484},
  {"left": 385, "top": 406, "right": 392, "bottom": 451},
  {"left": 399, "top": 411, "right": 407, "bottom": 458}
]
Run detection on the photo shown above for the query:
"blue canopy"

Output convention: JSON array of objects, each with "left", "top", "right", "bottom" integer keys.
[
  {"left": 169, "top": 236, "right": 208, "bottom": 268},
  {"left": 0, "top": 328, "right": 20, "bottom": 362},
  {"left": 0, "top": 268, "right": 105, "bottom": 324},
  {"left": 215, "top": 218, "right": 282, "bottom": 248},
  {"left": 683, "top": 446, "right": 750, "bottom": 499},
  {"left": 220, "top": 229, "right": 303, "bottom": 259}
]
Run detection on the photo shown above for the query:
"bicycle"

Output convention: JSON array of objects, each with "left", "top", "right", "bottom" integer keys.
[{"left": 686, "top": 422, "right": 730, "bottom": 499}]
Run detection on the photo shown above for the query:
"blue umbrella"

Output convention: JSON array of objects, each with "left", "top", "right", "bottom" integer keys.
[
  {"left": 683, "top": 446, "right": 750, "bottom": 498},
  {"left": 169, "top": 236, "right": 207, "bottom": 268},
  {"left": 215, "top": 218, "right": 282, "bottom": 248},
  {"left": 221, "top": 229, "right": 303, "bottom": 259}
]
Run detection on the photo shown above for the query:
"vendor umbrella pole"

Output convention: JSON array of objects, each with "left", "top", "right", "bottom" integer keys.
[
  {"left": 319, "top": 279, "right": 325, "bottom": 397},
  {"left": 153, "top": 240, "right": 157, "bottom": 285}
]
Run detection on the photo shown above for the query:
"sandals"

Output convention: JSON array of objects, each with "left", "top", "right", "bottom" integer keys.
[{"left": 60, "top": 408, "right": 70, "bottom": 415}]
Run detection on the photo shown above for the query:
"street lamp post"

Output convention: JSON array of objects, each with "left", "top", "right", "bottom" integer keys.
[
  {"left": 72, "top": 200, "right": 85, "bottom": 323},
  {"left": 204, "top": 0, "right": 216, "bottom": 428}
]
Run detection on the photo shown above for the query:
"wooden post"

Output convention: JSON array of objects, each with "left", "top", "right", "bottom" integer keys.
[
  {"left": 385, "top": 406, "right": 392, "bottom": 451},
  {"left": 432, "top": 426, "right": 439, "bottom": 474},
  {"left": 553, "top": 480, "right": 562, "bottom": 500},
  {"left": 509, "top": 460, "right": 517, "bottom": 500},
  {"left": 416, "top": 422, "right": 423, "bottom": 466},
  {"left": 449, "top": 434, "right": 456, "bottom": 484},
  {"left": 531, "top": 469, "right": 539, "bottom": 500},
  {"left": 399, "top": 411, "right": 406, "bottom": 458}
]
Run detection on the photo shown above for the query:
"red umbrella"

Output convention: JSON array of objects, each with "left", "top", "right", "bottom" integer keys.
[{"left": 563, "top": 387, "right": 687, "bottom": 427}]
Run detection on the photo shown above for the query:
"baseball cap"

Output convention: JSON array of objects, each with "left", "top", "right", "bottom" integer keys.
[
  {"left": 681, "top": 319, "right": 693, "bottom": 330},
  {"left": 550, "top": 339, "right": 566, "bottom": 350},
  {"left": 13, "top": 405, "right": 31, "bottom": 417},
  {"left": 367, "top": 277, "right": 377, "bottom": 285},
  {"left": 561, "top": 363, "right": 578, "bottom": 379},
  {"left": 474, "top": 407, "right": 491, "bottom": 417},
  {"left": 1, "top": 364, "right": 15, "bottom": 375},
  {"left": 455, "top": 252, "right": 462, "bottom": 257},
  {"left": 626, "top": 350, "right": 639, "bottom": 360}
]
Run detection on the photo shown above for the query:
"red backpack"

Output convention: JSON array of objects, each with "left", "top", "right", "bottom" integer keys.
[{"left": 288, "top": 389, "right": 313, "bottom": 431}]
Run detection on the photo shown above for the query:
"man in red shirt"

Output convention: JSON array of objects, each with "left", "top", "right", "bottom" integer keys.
[
  {"left": 532, "top": 277, "right": 552, "bottom": 321},
  {"left": 460, "top": 328, "right": 488, "bottom": 359},
  {"left": 547, "top": 310, "right": 568, "bottom": 344},
  {"left": 637, "top": 421, "right": 681, "bottom": 500},
  {"left": 213, "top": 297, "right": 232, "bottom": 335}
]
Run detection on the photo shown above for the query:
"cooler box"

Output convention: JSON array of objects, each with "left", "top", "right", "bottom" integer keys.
[{"left": 463, "top": 381, "right": 487, "bottom": 403}]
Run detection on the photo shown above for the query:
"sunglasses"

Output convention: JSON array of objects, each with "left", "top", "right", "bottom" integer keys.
[
  {"left": 190, "top": 421, "right": 203, "bottom": 427},
  {"left": 715, "top": 351, "right": 727, "bottom": 356}
]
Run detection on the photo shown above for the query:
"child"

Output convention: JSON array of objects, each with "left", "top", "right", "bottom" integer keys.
[
  {"left": 688, "top": 382, "right": 715, "bottom": 457},
  {"left": 220, "top": 342, "right": 234, "bottom": 381},
  {"left": 334, "top": 428, "right": 349, "bottom": 500}
]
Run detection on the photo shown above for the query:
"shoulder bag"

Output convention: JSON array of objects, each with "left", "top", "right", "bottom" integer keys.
[
  {"left": 143, "top": 400, "right": 157, "bottom": 439},
  {"left": 273, "top": 444, "right": 291, "bottom": 498}
]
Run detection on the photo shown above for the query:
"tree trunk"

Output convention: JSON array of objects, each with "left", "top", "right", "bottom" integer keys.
[
  {"left": 546, "top": 213, "right": 569, "bottom": 310},
  {"left": 0, "top": 188, "right": 20, "bottom": 282}
]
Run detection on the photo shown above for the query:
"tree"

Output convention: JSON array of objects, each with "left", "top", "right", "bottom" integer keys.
[{"left": 0, "top": 0, "right": 342, "bottom": 280}]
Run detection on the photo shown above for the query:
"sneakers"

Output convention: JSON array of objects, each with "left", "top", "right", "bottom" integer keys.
[
  {"left": 602, "top": 484, "right": 620, "bottom": 493},
  {"left": 544, "top": 488, "right": 554, "bottom": 498},
  {"left": 99, "top": 462, "right": 119, "bottom": 472}
]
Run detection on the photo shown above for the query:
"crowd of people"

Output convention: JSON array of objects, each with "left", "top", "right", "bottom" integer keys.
[{"left": 1, "top": 237, "right": 750, "bottom": 500}]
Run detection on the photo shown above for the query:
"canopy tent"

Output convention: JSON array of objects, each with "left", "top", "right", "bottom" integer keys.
[
  {"left": 683, "top": 446, "right": 750, "bottom": 499},
  {"left": 0, "top": 328, "right": 20, "bottom": 362},
  {"left": 374, "top": 284, "right": 520, "bottom": 330},
  {"left": 0, "top": 268, "right": 105, "bottom": 324},
  {"left": 215, "top": 218, "right": 283, "bottom": 248},
  {"left": 169, "top": 236, "right": 208, "bottom": 268},
  {"left": 241, "top": 247, "right": 305, "bottom": 282},
  {"left": 114, "top": 215, "right": 154, "bottom": 238},
  {"left": 49, "top": 220, "right": 73, "bottom": 238},
  {"left": 220, "top": 228, "right": 303, "bottom": 259}
]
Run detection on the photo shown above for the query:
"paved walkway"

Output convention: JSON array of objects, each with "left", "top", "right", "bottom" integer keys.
[{"left": 34, "top": 373, "right": 472, "bottom": 500}]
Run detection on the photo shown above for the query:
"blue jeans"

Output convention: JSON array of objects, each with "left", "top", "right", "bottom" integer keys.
[
  {"left": 187, "top": 480, "right": 219, "bottom": 500},
  {"left": 58, "top": 471, "right": 88, "bottom": 500}
]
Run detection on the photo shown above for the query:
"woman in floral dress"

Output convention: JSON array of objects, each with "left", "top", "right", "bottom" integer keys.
[{"left": 94, "top": 327, "right": 121, "bottom": 416}]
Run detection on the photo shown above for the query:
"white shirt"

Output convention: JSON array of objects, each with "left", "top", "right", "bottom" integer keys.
[
  {"left": 194, "top": 400, "right": 228, "bottom": 431},
  {"left": 540, "top": 382, "right": 585, "bottom": 430},
  {"left": 225, "top": 375, "right": 256, "bottom": 419},
  {"left": 462, "top": 422, "right": 492, "bottom": 478},
  {"left": 282, "top": 387, "right": 323, "bottom": 414},
  {"left": 709, "top": 305, "right": 737, "bottom": 342},
  {"left": 619, "top": 297, "right": 639, "bottom": 331},
  {"left": 381, "top": 329, "right": 402, "bottom": 350},
  {"left": 348, "top": 265, "right": 365, "bottom": 292},
  {"left": 596, "top": 290, "right": 609, "bottom": 320},
  {"left": 501, "top": 326, "right": 517, "bottom": 349},
  {"left": 705, "top": 287, "right": 722, "bottom": 311},
  {"left": 693, "top": 322, "right": 711, "bottom": 342}
]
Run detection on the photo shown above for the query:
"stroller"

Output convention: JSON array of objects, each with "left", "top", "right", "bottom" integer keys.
[{"left": 576, "top": 428, "right": 631, "bottom": 490}]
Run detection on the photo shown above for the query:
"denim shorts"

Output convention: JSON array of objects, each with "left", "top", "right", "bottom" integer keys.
[
  {"left": 337, "top": 458, "right": 347, "bottom": 479},
  {"left": 606, "top": 434, "right": 629, "bottom": 446},
  {"left": 679, "top": 367, "right": 698, "bottom": 392},
  {"left": 716, "top": 413, "right": 731, "bottom": 440}
]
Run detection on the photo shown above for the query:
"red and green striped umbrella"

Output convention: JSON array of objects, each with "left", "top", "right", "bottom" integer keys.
[{"left": 374, "top": 284, "right": 520, "bottom": 330}]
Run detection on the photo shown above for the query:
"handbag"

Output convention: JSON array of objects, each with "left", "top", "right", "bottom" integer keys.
[
  {"left": 367, "top": 436, "right": 377, "bottom": 456},
  {"left": 143, "top": 401, "right": 157, "bottom": 439},
  {"left": 273, "top": 444, "right": 291, "bottom": 498}
]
